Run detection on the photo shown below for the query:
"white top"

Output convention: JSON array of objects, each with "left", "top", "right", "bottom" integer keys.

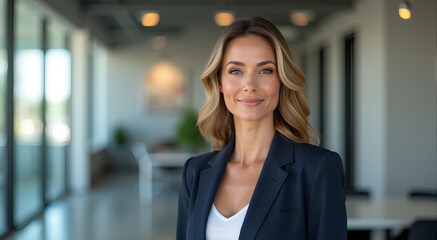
[{"left": 206, "top": 204, "right": 249, "bottom": 240}]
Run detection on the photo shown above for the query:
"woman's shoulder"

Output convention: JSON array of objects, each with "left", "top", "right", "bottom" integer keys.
[
  {"left": 293, "top": 141, "right": 338, "bottom": 158},
  {"left": 291, "top": 141, "right": 343, "bottom": 171},
  {"left": 182, "top": 150, "right": 219, "bottom": 174}
]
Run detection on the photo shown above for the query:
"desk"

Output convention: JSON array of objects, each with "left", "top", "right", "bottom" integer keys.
[
  {"left": 347, "top": 197, "right": 437, "bottom": 240},
  {"left": 149, "top": 152, "right": 192, "bottom": 168},
  {"left": 138, "top": 152, "right": 191, "bottom": 206}
]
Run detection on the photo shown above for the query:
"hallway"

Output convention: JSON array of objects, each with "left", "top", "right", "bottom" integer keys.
[{"left": 6, "top": 172, "right": 179, "bottom": 240}]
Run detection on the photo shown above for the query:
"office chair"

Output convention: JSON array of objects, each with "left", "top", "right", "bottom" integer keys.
[
  {"left": 409, "top": 189, "right": 437, "bottom": 199},
  {"left": 392, "top": 190, "right": 437, "bottom": 240},
  {"left": 131, "top": 142, "right": 165, "bottom": 206},
  {"left": 408, "top": 220, "right": 437, "bottom": 240}
]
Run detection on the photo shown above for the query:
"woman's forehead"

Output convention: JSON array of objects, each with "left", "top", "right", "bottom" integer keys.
[{"left": 222, "top": 35, "right": 276, "bottom": 64}]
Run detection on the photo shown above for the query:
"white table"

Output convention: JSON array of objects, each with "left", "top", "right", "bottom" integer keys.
[
  {"left": 137, "top": 151, "right": 191, "bottom": 206},
  {"left": 149, "top": 152, "right": 192, "bottom": 168},
  {"left": 346, "top": 196, "right": 437, "bottom": 240}
]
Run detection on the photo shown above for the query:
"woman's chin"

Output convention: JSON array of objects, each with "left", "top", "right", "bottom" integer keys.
[{"left": 234, "top": 113, "right": 273, "bottom": 123}]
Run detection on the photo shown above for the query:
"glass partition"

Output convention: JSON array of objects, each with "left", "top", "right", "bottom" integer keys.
[
  {"left": 0, "top": 0, "right": 8, "bottom": 234},
  {"left": 14, "top": 0, "right": 44, "bottom": 226},
  {"left": 45, "top": 21, "right": 70, "bottom": 202}
]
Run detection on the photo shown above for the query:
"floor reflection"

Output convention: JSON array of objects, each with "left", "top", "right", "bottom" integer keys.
[{"left": 7, "top": 170, "right": 180, "bottom": 240}]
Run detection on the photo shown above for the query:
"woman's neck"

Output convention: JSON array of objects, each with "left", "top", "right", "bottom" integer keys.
[{"left": 231, "top": 116, "right": 276, "bottom": 167}]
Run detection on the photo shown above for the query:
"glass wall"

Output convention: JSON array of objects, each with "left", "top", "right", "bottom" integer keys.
[
  {"left": 45, "top": 21, "right": 70, "bottom": 202},
  {"left": 0, "top": 0, "right": 7, "bottom": 234},
  {"left": 14, "top": 0, "right": 44, "bottom": 226}
]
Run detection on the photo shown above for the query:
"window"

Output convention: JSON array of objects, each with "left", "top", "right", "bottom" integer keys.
[
  {"left": 0, "top": 0, "right": 8, "bottom": 234},
  {"left": 45, "top": 20, "right": 71, "bottom": 202},
  {"left": 14, "top": 0, "right": 44, "bottom": 226}
]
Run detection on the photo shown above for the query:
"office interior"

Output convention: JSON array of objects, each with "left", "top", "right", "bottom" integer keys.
[{"left": 0, "top": 0, "right": 436, "bottom": 239}]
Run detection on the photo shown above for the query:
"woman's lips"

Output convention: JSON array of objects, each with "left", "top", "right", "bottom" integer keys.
[{"left": 238, "top": 98, "right": 264, "bottom": 107}]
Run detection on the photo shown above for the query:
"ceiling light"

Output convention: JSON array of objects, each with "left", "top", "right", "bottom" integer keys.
[
  {"left": 290, "top": 10, "right": 315, "bottom": 27},
  {"left": 290, "top": 13, "right": 308, "bottom": 26},
  {"left": 142, "top": 12, "right": 160, "bottom": 27},
  {"left": 399, "top": 1, "right": 411, "bottom": 20},
  {"left": 215, "top": 12, "right": 235, "bottom": 26}
]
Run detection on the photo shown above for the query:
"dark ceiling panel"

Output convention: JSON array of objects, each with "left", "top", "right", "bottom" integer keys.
[
  {"left": 95, "top": 15, "right": 122, "bottom": 31},
  {"left": 76, "top": 0, "right": 353, "bottom": 46}
]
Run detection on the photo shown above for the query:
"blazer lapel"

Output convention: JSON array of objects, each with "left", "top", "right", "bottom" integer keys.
[
  {"left": 191, "top": 136, "right": 235, "bottom": 240},
  {"left": 239, "top": 132, "right": 296, "bottom": 240}
]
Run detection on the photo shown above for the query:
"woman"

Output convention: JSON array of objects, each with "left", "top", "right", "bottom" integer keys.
[{"left": 176, "top": 17, "right": 347, "bottom": 240}]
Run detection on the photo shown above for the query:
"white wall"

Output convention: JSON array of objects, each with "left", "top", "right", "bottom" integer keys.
[
  {"left": 304, "top": 47, "right": 321, "bottom": 138},
  {"left": 354, "top": 0, "right": 389, "bottom": 198},
  {"left": 91, "top": 41, "right": 109, "bottom": 151},
  {"left": 294, "top": 0, "right": 437, "bottom": 197},
  {"left": 107, "top": 24, "right": 223, "bottom": 149},
  {"left": 386, "top": 0, "right": 437, "bottom": 196}
]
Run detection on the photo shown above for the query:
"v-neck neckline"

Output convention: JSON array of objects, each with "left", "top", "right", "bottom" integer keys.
[{"left": 212, "top": 203, "right": 249, "bottom": 222}]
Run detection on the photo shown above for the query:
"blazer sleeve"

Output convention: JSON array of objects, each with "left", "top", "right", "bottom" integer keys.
[
  {"left": 306, "top": 151, "right": 347, "bottom": 240},
  {"left": 176, "top": 157, "right": 193, "bottom": 240}
]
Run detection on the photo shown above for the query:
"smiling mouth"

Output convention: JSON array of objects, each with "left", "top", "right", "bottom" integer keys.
[{"left": 238, "top": 99, "right": 264, "bottom": 107}]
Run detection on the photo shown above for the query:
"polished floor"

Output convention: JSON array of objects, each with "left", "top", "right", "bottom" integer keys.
[{"left": 6, "top": 169, "right": 181, "bottom": 240}]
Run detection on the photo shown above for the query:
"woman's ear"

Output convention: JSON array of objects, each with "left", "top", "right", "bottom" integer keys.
[{"left": 219, "top": 84, "right": 223, "bottom": 93}]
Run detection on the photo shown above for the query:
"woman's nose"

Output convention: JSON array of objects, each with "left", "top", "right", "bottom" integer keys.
[{"left": 243, "top": 74, "right": 257, "bottom": 92}]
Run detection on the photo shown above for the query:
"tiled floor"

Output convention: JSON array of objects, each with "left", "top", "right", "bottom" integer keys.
[{"left": 6, "top": 170, "right": 181, "bottom": 240}]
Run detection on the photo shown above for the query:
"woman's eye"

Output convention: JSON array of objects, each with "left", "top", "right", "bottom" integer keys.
[
  {"left": 230, "top": 69, "right": 242, "bottom": 75},
  {"left": 260, "top": 68, "right": 273, "bottom": 74}
]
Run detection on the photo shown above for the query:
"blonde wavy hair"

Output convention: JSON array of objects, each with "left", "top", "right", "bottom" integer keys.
[{"left": 198, "top": 17, "right": 320, "bottom": 150}]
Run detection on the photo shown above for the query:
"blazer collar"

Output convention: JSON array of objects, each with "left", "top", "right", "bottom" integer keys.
[
  {"left": 191, "top": 136, "right": 235, "bottom": 240},
  {"left": 261, "top": 131, "right": 296, "bottom": 167},
  {"left": 192, "top": 131, "right": 296, "bottom": 240},
  {"left": 239, "top": 131, "right": 295, "bottom": 239},
  {"left": 207, "top": 134, "right": 236, "bottom": 167}
]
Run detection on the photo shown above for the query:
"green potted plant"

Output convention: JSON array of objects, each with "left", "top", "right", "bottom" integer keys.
[
  {"left": 114, "top": 127, "right": 127, "bottom": 148},
  {"left": 176, "top": 110, "right": 205, "bottom": 152},
  {"left": 111, "top": 126, "right": 129, "bottom": 171}
]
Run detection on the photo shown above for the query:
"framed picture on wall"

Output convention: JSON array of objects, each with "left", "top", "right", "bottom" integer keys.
[{"left": 144, "top": 61, "right": 189, "bottom": 112}]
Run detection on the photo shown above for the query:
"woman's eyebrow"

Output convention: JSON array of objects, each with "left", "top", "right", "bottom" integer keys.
[
  {"left": 257, "top": 60, "right": 276, "bottom": 66},
  {"left": 225, "top": 60, "right": 276, "bottom": 67},
  {"left": 226, "top": 61, "right": 244, "bottom": 67}
]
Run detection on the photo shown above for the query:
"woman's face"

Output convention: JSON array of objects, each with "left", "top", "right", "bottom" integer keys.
[{"left": 220, "top": 34, "right": 281, "bottom": 123}]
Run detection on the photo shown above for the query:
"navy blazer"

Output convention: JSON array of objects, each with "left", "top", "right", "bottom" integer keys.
[{"left": 176, "top": 131, "right": 347, "bottom": 240}]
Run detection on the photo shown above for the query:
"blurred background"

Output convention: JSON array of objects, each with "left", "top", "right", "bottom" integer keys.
[{"left": 0, "top": 0, "right": 436, "bottom": 239}]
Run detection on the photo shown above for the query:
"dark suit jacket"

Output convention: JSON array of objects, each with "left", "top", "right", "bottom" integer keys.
[{"left": 176, "top": 131, "right": 347, "bottom": 240}]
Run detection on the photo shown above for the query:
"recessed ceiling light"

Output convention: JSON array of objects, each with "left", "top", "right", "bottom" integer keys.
[
  {"left": 399, "top": 1, "right": 411, "bottom": 20},
  {"left": 289, "top": 10, "right": 315, "bottom": 27},
  {"left": 290, "top": 13, "right": 308, "bottom": 26},
  {"left": 215, "top": 12, "right": 235, "bottom": 26},
  {"left": 141, "top": 12, "right": 160, "bottom": 27}
]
